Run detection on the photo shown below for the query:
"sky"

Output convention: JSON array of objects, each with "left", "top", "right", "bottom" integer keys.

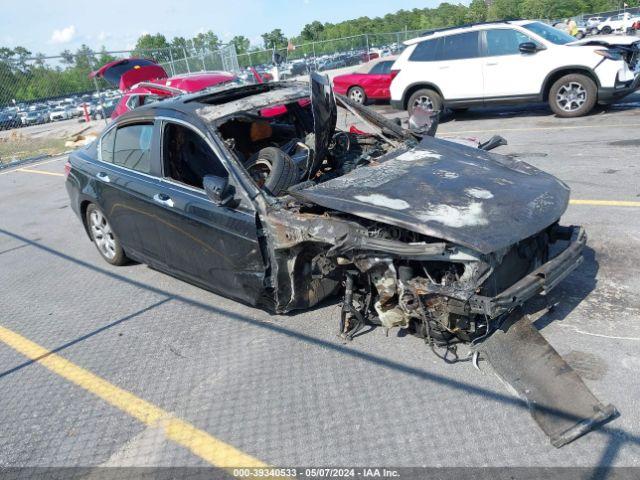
[{"left": 4, "top": 0, "right": 445, "bottom": 56}]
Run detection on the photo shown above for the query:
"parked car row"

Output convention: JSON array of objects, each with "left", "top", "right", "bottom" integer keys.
[{"left": 0, "top": 90, "right": 122, "bottom": 130}]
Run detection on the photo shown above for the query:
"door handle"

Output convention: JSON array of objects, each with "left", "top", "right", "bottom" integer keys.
[
  {"left": 96, "top": 172, "right": 110, "bottom": 183},
  {"left": 485, "top": 62, "right": 498, "bottom": 66},
  {"left": 439, "top": 65, "right": 450, "bottom": 69},
  {"left": 153, "top": 193, "right": 174, "bottom": 208}
]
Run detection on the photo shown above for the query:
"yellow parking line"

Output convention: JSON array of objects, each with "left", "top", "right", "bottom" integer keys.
[
  {"left": 0, "top": 324, "right": 267, "bottom": 469},
  {"left": 439, "top": 123, "right": 640, "bottom": 136},
  {"left": 0, "top": 156, "right": 67, "bottom": 175},
  {"left": 17, "top": 168, "right": 64, "bottom": 177},
  {"left": 570, "top": 199, "right": 640, "bottom": 207}
]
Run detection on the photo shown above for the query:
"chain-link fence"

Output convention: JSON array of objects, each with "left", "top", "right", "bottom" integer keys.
[{"left": 0, "top": 43, "right": 241, "bottom": 165}]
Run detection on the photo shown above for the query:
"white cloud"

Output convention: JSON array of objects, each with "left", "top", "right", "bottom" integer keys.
[
  {"left": 97, "top": 31, "right": 110, "bottom": 42},
  {"left": 51, "top": 25, "right": 76, "bottom": 44}
]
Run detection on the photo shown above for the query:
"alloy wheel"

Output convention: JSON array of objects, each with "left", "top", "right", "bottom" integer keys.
[
  {"left": 89, "top": 209, "right": 116, "bottom": 260},
  {"left": 413, "top": 95, "right": 434, "bottom": 111},
  {"left": 556, "top": 82, "right": 587, "bottom": 112}
]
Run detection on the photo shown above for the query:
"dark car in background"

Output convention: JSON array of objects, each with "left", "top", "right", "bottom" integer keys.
[{"left": 0, "top": 111, "right": 20, "bottom": 130}]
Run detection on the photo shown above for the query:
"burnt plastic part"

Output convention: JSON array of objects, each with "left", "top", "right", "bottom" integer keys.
[
  {"left": 309, "top": 72, "right": 337, "bottom": 177},
  {"left": 468, "top": 226, "right": 586, "bottom": 318},
  {"left": 479, "top": 308, "right": 618, "bottom": 448}
]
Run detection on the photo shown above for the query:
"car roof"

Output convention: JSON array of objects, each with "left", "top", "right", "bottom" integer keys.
[{"left": 404, "top": 20, "right": 534, "bottom": 45}]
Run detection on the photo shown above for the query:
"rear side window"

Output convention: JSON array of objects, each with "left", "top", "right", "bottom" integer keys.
[
  {"left": 100, "top": 128, "right": 116, "bottom": 163},
  {"left": 369, "top": 61, "right": 394, "bottom": 74},
  {"left": 409, "top": 38, "right": 440, "bottom": 62},
  {"left": 112, "top": 124, "right": 153, "bottom": 174},
  {"left": 437, "top": 31, "right": 480, "bottom": 60},
  {"left": 485, "top": 29, "right": 537, "bottom": 56}
]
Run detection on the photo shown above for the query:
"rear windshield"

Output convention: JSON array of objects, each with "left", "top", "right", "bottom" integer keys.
[{"left": 522, "top": 22, "right": 576, "bottom": 45}]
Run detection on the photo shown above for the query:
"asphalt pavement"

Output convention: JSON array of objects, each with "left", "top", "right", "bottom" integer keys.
[{"left": 0, "top": 94, "right": 639, "bottom": 472}]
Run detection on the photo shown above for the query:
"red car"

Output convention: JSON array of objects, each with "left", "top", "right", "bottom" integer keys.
[
  {"left": 89, "top": 58, "right": 236, "bottom": 119},
  {"left": 332, "top": 56, "right": 398, "bottom": 104}
]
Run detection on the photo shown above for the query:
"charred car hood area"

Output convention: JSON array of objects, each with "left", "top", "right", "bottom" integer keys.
[{"left": 293, "top": 137, "right": 570, "bottom": 254}]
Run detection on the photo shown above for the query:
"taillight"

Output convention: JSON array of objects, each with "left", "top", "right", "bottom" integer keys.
[
  {"left": 390, "top": 69, "right": 400, "bottom": 80},
  {"left": 64, "top": 160, "right": 71, "bottom": 178}
]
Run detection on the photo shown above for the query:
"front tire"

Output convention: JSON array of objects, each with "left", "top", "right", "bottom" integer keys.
[
  {"left": 347, "top": 86, "right": 366, "bottom": 104},
  {"left": 86, "top": 204, "right": 127, "bottom": 265},
  {"left": 601, "top": 26, "right": 612, "bottom": 34},
  {"left": 407, "top": 88, "right": 443, "bottom": 116},
  {"left": 548, "top": 74, "right": 597, "bottom": 118}
]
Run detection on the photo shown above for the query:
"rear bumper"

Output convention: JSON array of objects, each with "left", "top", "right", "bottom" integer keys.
[
  {"left": 467, "top": 225, "right": 586, "bottom": 318},
  {"left": 598, "top": 72, "right": 640, "bottom": 103}
]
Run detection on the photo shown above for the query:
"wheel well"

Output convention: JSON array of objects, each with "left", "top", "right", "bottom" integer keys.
[
  {"left": 80, "top": 200, "right": 92, "bottom": 239},
  {"left": 402, "top": 83, "right": 443, "bottom": 110},
  {"left": 542, "top": 68, "right": 599, "bottom": 102}
]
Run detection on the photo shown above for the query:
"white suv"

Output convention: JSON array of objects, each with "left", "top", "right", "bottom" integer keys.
[
  {"left": 597, "top": 12, "right": 640, "bottom": 34},
  {"left": 390, "top": 20, "right": 640, "bottom": 118}
]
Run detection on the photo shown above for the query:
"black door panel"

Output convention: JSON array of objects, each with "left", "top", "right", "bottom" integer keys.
[{"left": 153, "top": 181, "right": 265, "bottom": 305}]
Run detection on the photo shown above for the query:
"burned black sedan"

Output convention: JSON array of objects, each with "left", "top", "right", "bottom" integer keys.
[{"left": 65, "top": 74, "right": 616, "bottom": 447}]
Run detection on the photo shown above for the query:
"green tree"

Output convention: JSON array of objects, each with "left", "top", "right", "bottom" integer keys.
[
  {"left": 135, "top": 33, "right": 170, "bottom": 53},
  {"left": 60, "top": 49, "right": 74, "bottom": 66},
  {"left": 487, "top": 0, "right": 522, "bottom": 20},
  {"left": 301, "top": 21, "right": 325, "bottom": 41},
  {"left": 466, "top": 0, "right": 488, "bottom": 23},
  {"left": 74, "top": 44, "right": 94, "bottom": 70},
  {"left": 261, "top": 29, "right": 287, "bottom": 49},
  {"left": 230, "top": 35, "right": 250, "bottom": 54},
  {"left": 193, "top": 31, "right": 220, "bottom": 52}
]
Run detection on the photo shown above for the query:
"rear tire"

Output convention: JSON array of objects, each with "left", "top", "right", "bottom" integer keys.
[
  {"left": 245, "top": 147, "right": 299, "bottom": 196},
  {"left": 407, "top": 88, "right": 443, "bottom": 116},
  {"left": 548, "top": 73, "right": 597, "bottom": 118},
  {"left": 86, "top": 204, "right": 127, "bottom": 266},
  {"left": 347, "top": 86, "right": 366, "bottom": 104}
]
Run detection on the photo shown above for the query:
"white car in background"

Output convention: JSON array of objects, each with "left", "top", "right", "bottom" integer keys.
[
  {"left": 49, "top": 107, "right": 71, "bottom": 122},
  {"left": 390, "top": 20, "right": 640, "bottom": 118},
  {"left": 597, "top": 12, "right": 640, "bottom": 34}
]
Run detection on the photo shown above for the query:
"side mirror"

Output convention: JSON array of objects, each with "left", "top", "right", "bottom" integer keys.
[
  {"left": 519, "top": 42, "right": 538, "bottom": 54},
  {"left": 203, "top": 175, "right": 233, "bottom": 206}
]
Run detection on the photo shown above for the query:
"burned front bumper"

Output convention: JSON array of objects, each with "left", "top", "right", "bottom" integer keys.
[{"left": 467, "top": 226, "right": 586, "bottom": 318}]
